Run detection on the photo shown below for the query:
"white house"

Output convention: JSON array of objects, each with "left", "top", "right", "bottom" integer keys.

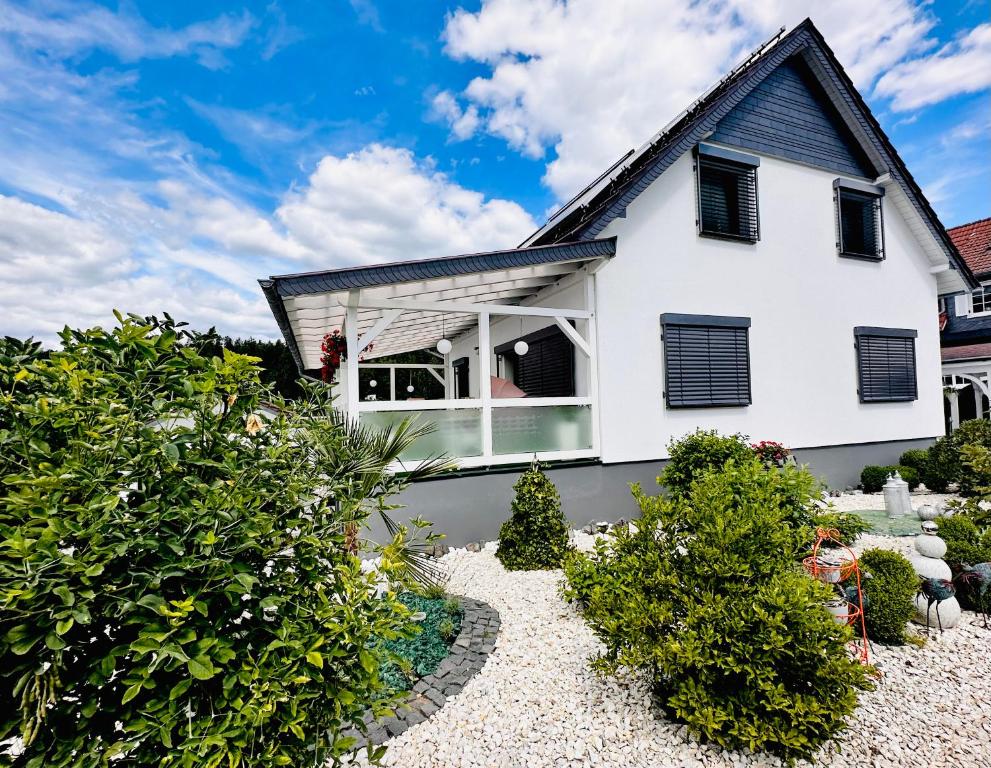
[{"left": 260, "top": 19, "right": 975, "bottom": 543}]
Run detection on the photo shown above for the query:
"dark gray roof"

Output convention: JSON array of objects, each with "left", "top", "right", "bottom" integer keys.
[
  {"left": 527, "top": 19, "right": 976, "bottom": 289},
  {"left": 261, "top": 238, "right": 616, "bottom": 298}
]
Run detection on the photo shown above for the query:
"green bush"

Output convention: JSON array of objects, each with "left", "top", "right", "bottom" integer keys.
[
  {"left": 860, "top": 465, "right": 919, "bottom": 493},
  {"left": 937, "top": 514, "right": 991, "bottom": 571},
  {"left": 923, "top": 436, "right": 957, "bottom": 492},
  {"left": 899, "top": 448, "right": 930, "bottom": 477},
  {"left": 812, "top": 511, "right": 873, "bottom": 546},
  {"left": 857, "top": 549, "right": 917, "bottom": 644},
  {"left": 952, "top": 420, "right": 991, "bottom": 495},
  {"left": 567, "top": 458, "right": 871, "bottom": 761},
  {"left": 496, "top": 460, "right": 571, "bottom": 570},
  {"left": 0, "top": 316, "right": 449, "bottom": 767},
  {"left": 660, "top": 429, "right": 754, "bottom": 498}
]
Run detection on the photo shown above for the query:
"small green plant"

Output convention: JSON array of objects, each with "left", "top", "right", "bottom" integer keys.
[
  {"left": 443, "top": 597, "right": 461, "bottom": 616},
  {"left": 857, "top": 548, "right": 917, "bottom": 644},
  {"left": 568, "top": 457, "right": 871, "bottom": 761},
  {"left": 660, "top": 429, "right": 754, "bottom": 498},
  {"left": 496, "top": 459, "right": 571, "bottom": 570},
  {"left": 813, "top": 511, "right": 872, "bottom": 545},
  {"left": 421, "top": 583, "right": 447, "bottom": 600},
  {"left": 396, "top": 657, "right": 417, "bottom": 685},
  {"left": 860, "top": 465, "right": 919, "bottom": 493},
  {"left": 438, "top": 619, "right": 455, "bottom": 641}
]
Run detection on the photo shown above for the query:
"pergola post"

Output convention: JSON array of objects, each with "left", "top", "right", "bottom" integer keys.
[
  {"left": 345, "top": 291, "right": 360, "bottom": 421},
  {"left": 479, "top": 310, "right": 492, "bottom": 458},
  {"left": 585, "top": 272, "right": 601, "bottom": 457},
  {"left": 947, "top": 389, "right": 960, "bottom": 431}
]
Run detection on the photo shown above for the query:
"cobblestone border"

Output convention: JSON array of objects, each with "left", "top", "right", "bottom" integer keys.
[{"left": 347, "top": 596, "right": 500, "bottom": 748}]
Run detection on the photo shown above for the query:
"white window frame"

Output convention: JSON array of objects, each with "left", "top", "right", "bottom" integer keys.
[{"left": 969, "top": 284, "right": 991, "bottom": 317}]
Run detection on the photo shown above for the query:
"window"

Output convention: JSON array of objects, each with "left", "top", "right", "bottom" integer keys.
[
  {"left": 494, "top": 325, "right": 575, "bottom": 398},
  {"left": 834, "top": 179, "right": 884, "bottom": 260},
  {"left": 854, "top": 327, "right": 917, "bottom": 403},
  {"left": 452, "top": 357, "right": 470, "bottom": 398},
  {"left": 694, "top": 144, "right": 760, "bottom": 242},
  {"left": 661, "top": 314, "right": 751, "bottom": 408},
  {"left": 972, "top": 286, "right": 991, "bottom": 314}
]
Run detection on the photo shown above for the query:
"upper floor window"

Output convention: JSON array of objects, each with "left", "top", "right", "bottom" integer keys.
[
  {"left": 972, "top": 286, "right": 991, "bottom": 314},
  {"left": 834, "top": 178, "right": 884, "bottom": 260},
  {"left": 694, "top": 144, "right": 760, "bottom": 243}
]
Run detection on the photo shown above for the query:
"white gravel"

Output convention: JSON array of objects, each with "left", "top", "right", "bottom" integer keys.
[
  {"left": 351, "top": 537, "right": 991, "bottom": 768},
  {"left": 828, "top": 492, "right": 960, "bottom": 512}
]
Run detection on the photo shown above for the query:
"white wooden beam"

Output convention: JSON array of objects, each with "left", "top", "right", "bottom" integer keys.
[
  {"left": 426, "top": 367, "right": 446, "bottom": 386},
  {"left": 554, "top": 316, "right": 591, "bottom": 357},
  {"left": 356, "top": 309, "right": 402, "bottom": 354},
  {"left": 340, "top": 296, "right": 591, "bottom": 319},
  {"left": 344, "top": 290, "right": 360, "bottom": 421},
  {"left": 479, "top": 311, "right": 492, "bottom": 458}
]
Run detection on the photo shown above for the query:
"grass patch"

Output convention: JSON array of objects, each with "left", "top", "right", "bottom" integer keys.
[
  {"left": 842, "top": 508, "right": 923, "bottom": 536},
  {"left": 380, "top": 593, "right": 463, "bottom": 692}
]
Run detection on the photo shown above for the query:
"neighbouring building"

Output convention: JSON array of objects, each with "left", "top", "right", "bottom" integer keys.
[
  {"left": 261, "top": 19, "right": 976, "bottom": 544},
  {"left": 940, "top": 218, "right": 991, "bottom": 429}
]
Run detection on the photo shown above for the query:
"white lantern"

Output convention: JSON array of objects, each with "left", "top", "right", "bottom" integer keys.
[
  {"left": 514, "top": 340, "right": 529, "bottom": 356},
  {"left": 369, "top": 379, "right": 377, "bottom": 388},
  {"left": 436, "top": 338, "right": 453, "bottom": 355}
]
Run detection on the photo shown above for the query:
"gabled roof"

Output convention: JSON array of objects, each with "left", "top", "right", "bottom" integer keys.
[
  {"left": 522, "top": 18, "right": 976, "bottom": 291},
  {"left": 948, "top": 218, "right": 991, "bottom": 278},
  {"left": 260, "top": 238, "right": 615, "bottom": 370}
]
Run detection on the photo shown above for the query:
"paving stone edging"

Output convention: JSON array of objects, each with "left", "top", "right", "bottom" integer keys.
[{"left": 348, "top": 596, "right": 501, "bottom": 748}]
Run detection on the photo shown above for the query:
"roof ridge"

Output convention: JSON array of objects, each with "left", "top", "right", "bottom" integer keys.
[{"left": 948, "top": 217, "right": 991, "bottom": 232}]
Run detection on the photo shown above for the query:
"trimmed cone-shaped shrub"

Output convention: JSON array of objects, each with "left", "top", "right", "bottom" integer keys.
[
  {"left": 496, "top": 460, "right": 570, "bottom": 570},
  {"left": 566, "top": 458, "right": 872, "bottom": 761},
  {"left": 858, "top": 548, "right": 917, "bottom": 644}
]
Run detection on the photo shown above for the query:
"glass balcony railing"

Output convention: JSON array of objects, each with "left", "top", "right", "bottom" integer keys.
[
  {"left": 359, "top": 409, "right": 483, "bottom": 461},
  {"left": 491, "top": 405, "right": 593, "bottom": 455}
]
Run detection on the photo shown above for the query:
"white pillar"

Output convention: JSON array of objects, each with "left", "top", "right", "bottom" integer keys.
[
  {"left": 975, "top": 384, "right": 983, "bottom": 420},
  {"left": 345, "top": 292, "right": 360, "bottom": 421},
  {"left": 948, "top": 390, "right": 960, "bottom": 431},
  {"left": 585, "top": 273, "right": 601, "bottom": 457},
  {"left": 478, "top": 311, "right": 492, "bottom": 458}
]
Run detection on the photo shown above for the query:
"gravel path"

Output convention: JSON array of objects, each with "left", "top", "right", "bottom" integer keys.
[
  {"left": 351, "top": 539, "right": 991, "bottom": 768},
  {"left": 829, "top": 492, "right": 960, "bottom": 512}
]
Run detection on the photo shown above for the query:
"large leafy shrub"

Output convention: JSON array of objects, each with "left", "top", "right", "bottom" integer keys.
[
  {"left": 950, "top": 419, "right": 991, "bottom": 495},
  {"left": 899, "top": 448, "right": 930, "bottom": 476},
  {"left": 922, "top": 436, "right": 956, "bottom": 492},
  {"left": 660, "top": 429, "right": 754, "bottom": 498},
  {"left": 567, "top": 458, "right": 871, "bottom": 761},
  {"left": 496, "top": 460, "right": 571, "bottom": 570},
  {"left": 860, "top": 465, "right": 918, "bottom": 493},
  {"left": 857, "top": 549, "right": 917, "bottom": 644},
  {"left": 0, "top": 316, "right": 448, "bottom": 767}
]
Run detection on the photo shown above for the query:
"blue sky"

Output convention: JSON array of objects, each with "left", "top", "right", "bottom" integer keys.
[{"left": 0, "top": 0, "right": 988, "bottom": 341}]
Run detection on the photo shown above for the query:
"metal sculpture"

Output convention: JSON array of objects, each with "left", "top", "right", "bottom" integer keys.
[
  {"left": 803, "top": 527, "right": 870, "bottom": 665},
  {"left": 917, "top": 577, "right": 956, "bottom": 634},
  {"left": 956, "top": 562, "right": 991, "bottom": 629}
]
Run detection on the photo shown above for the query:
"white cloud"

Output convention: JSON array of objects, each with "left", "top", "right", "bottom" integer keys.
[
  {"left": 0, "top": 1, "right": 254, "bottom": 67},
  {"left": 436, "top": 0, "right": 948, "bottom": 199},
  {"left": 276, "top": 144, "right": 536, "bottom": 264},
  {"left": 875, "top": 24, "right": 991, "bottom": 111},
  {"left": 430, "top": 91, "right": 481, "bottom": 140}
]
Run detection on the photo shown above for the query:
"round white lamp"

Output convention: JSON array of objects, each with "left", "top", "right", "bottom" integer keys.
[
  {"left": 407, "top": 385, "right": 415, "bottom": 393},
  {"left": 514, "top": 340, "right": 529, "bottom": 356},
  {"left": 369, "top": 379, "right": 377, "bottom": 388},
  {"left": 436, "top": 338, "right": 453, "bottom": 355}
]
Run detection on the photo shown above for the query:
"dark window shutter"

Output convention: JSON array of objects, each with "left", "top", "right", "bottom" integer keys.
[
  {"left": 697, "top": 157, "right": 759, "bottom": 242},
  {"left": 838, "top": 189, "right": 883, "bottom": 259},
  {"left": 452, "top": 357, "right": 469, "bottom": 399},
  {"left": 854, "top": 328, "right": 917, "bottom": 402},
  {"left": 496, "top": 326, "right": 575, "bottom": 397},
  {"left": 661, "top": 315, "right": 751, "bottom": 408}
]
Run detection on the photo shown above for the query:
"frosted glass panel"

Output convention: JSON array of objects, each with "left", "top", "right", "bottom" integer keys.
[
  {"left": 492, "top": 405, "right": 592, "bottom": 455},
  {"left": 360, "top": 409, "right": 482, "bottom": 460}
]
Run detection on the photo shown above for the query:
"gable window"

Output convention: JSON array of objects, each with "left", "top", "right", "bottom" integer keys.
[
  {"left": 854, "top": 327, "right": 917, "bottom": 403},
  {"left": 694, "top": 144, "right": 760, "bottom": 243},
  {"left": 834, "top": 178, "right": 884, "bottom": 260},
  {"left": 972, "top": 286, "right": 991, "bottom": 315},
  {"left": 661, "top": 313, "right": 751, "bottom": 408}
]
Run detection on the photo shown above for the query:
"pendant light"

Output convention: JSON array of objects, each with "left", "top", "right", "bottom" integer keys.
[
  {"left": 406, "top": 371, "right": 415, "bottom": 394},
  {"left": 514, "top": 315, "right": 529, "bottom": 356},
  {"left": 436, "top": 313, "right": 452, "bottom": 355}
]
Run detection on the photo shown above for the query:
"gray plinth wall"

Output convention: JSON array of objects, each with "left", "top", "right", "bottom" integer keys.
[{"left": 370, "top": 437, "right": 937, "bottom": 548}]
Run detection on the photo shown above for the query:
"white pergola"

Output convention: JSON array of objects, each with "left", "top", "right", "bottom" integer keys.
[
  {"left": 260, "top": 239, "right": 616, "bottom": 467},
  {"left": 943, "top": 358, "right": 991, "bottom": 429}
]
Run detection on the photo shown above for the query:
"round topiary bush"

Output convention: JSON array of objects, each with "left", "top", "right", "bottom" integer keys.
[
  {"left": 0, "top": 316, "right": 447, "bottom": 767},
  {"left": 899, "top": 449, "right": 930, "bottom": 479},
  {"left": 857, "top": 548, "right": 917, "bottom": 644},
  {"left": 922, "top": 436, "right": 957, "bottom": 492},
  {"left": 860, "top": 465, "right": 918, "bottom": 493},
  {"left": 496, "top": 460, "right": 571, "bottom": 570},
  {"left": 660, "top": 429, "right": 754, "bottom": 498},
  {"left": 569, "top": 458, "right": 872, "bottom": 761}
]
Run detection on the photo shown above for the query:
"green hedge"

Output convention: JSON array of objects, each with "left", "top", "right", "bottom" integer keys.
[{"left": 860, "top": 465, "right": 918, "bottom": 493}]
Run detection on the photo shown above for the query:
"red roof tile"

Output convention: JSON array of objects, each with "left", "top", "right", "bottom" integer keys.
[
  {"left": 942, "top": 343, "right": 991, "bottom": 362},
  {"left": 948, "top": 218, "right": 991, "bottom": 278}
]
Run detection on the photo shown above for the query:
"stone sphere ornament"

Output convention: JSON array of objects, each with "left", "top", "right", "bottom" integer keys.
[
  {"left": 910, "top": 520, "right": 960, "bottom": 629},
  {"left": 917, "top": 504, "right": 939, "bottom": 522}
]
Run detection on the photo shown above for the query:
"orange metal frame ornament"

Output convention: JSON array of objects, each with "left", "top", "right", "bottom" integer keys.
[{"left": 802, "top": 527, "right": 870, "bottom": 666}]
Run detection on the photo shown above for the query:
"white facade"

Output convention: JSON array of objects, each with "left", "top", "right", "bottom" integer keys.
[{"left": 590, "top": 148, "right": 944, "bottom": 463}]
